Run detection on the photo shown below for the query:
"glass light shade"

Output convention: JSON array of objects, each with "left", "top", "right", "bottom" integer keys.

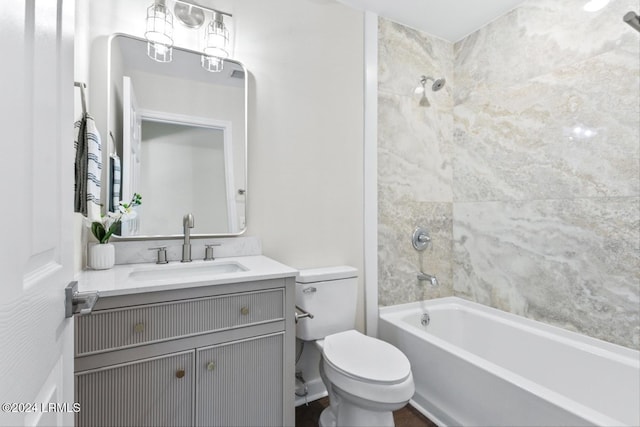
[
  {"left": 145, "top": 3, "right": 174, "bottom": 48},
  {"left": 201, "top": 55, "right": 224, "bottom": 72},
  {"left": 147, "top": 41, "right": 173, "bottom": 63},
  {"left": 201, "top": 16, "right": 229, "bottom": 72}
]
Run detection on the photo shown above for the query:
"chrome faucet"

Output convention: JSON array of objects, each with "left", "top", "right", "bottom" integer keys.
[
  {"left": 182, "top": 213, "right": 195, "bottom": 262},
  {"left": 417, "top": 272, "right": 439, "bottom": 287}
]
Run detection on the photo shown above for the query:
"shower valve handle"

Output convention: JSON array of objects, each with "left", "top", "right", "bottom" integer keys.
[{"left": 412, "top": 227, "right": 432, "bottom": 251}]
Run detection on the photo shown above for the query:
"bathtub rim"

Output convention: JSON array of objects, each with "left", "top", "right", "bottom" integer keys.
[
  {"left": 379, "top": 297, "right": 639, "bottom": 361},
  {"left": 378, "top": 297, "right": 640, "bottom": 427}
]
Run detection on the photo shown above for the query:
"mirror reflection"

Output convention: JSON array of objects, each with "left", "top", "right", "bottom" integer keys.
[{"left": 108, "top": 34, "right": 247, "bottom": 238}]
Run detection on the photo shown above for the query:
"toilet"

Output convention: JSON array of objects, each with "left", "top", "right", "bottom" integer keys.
[{"left": 295, "top": 266, "right": 415, "bottom": 427}]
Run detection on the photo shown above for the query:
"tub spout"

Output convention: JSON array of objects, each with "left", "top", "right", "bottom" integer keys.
[{"left": 418, "top": 272, "right": 438, "bottom": 287}]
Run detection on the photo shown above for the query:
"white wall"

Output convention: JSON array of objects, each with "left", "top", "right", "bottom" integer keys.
[
  {"left": 234, "top": 0, "right": 365, "bottom": 323},
  {"left": 75, "top": 0, "right": 365, "bottom": 328}
]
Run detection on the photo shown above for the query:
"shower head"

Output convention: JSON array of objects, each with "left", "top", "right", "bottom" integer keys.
[
  {"left": 417, "top": 76, "right": 446, "bottom": 92},
  {"left": 416, "top": 75, "right": 445, "bottom": 107},
  {"left": 431, "top": 78, "right": 446, "bottom": 91},
  {"left": 424, "top": 76, "right": 446, "bottom": 91},
  {"left": 624, "top": 11, "right": 640, "bottom": 32}
]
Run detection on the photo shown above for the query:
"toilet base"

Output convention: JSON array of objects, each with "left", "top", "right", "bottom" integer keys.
[
  {"left": 319, "top": 407, "right": 334, "bottom": 427},
  {"left": 318, "top": 402, "right": 395, "bottom": 427}
]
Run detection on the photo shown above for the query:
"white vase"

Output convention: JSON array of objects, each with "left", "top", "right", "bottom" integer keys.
[{"left": 88, "top": 243, "right": 115, "bottom": 270}]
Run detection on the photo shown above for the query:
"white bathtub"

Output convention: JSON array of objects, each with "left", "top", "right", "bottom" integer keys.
[{"left": 378, "top": 297, "right": 640, "bottom": 427}]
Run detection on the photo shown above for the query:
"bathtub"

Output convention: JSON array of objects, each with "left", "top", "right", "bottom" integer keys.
[{"left": 378, "top": 297, "right": 640, "bottom": 427}]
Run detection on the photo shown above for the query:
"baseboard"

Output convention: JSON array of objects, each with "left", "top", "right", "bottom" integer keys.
[
  {"left": 409, "top": 398, "right": 447, "bottom": 427},
  {"left": 295, "top": 377, "right": 327, "bottom": 407}
]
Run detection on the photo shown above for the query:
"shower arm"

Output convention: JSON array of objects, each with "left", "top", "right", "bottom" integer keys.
[{"left": 421, "top": 76, "right": 434, "bottom": 84}]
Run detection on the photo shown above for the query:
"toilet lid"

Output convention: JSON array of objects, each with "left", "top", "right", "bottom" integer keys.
[{"left": 322, "top": 330, "right": 411, "bottom": 384}]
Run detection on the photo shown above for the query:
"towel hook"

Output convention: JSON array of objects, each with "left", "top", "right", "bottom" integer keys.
[{"left": 74, "top": 81, "right": 87, "bottom": 115}]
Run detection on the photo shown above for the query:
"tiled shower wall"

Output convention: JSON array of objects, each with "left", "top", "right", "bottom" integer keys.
[
  {"left": 377, "top": 0, "right": 640, "bottom": 349},
  {"left": 378, "top": 17, "right": 456, "bottom": 305}
]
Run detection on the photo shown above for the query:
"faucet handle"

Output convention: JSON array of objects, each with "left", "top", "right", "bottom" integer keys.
[
  {"left": 149, "top": 246, "right": 168, "bottom": 264},
  {"left": 204, "top": 243, "right": 222, "bottom": 261}
]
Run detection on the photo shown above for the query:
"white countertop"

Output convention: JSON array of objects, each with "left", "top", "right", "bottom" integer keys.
[{"left": 76, "top": 255, "right": 298, "bottom": 298}]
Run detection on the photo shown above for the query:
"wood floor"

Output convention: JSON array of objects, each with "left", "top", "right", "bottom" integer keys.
[{"left": 295, "top": 397, "right": 438, "bottom": 427}]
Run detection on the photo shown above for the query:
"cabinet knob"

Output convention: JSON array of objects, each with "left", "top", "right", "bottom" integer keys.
[
  {"left": 207, "top": 362, "right": 216, "bottom": 371},
  {"left": 133, "top": 323, "right": 145, "bottom": 333},
  {"left": 240, "top": 306, "right": 250, "bottom": 316},
  {"left": 176, "top": 369, "right": 185, "bottom": 379}
]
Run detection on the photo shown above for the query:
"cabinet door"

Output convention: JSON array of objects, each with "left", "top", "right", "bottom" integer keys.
[
  {"left": 196, "top": 333, "right": 284, "bottom": 427},
  {"left": 76, "top": 350, "right": 194, "bottom": 426}
]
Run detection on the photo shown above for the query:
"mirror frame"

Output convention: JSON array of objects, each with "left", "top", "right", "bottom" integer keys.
[{"left": 106, "top": 33, "right": 248, "bottom": 241}]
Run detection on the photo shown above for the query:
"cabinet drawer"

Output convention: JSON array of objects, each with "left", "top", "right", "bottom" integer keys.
[{"left": 76, "top": 289, "right": 284, "bottom": 356}]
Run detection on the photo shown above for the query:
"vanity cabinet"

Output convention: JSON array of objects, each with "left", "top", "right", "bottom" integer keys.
[{"left": 74, "top": 277, "right": 295, "bottom": 427}]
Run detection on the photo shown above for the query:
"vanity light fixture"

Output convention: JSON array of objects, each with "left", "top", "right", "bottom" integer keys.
[
  {"left": 201, "top": 11, "right": 230, "bottom": 73},
  {"left": 144, "top": 0, "right": 232, "bottom": 68},
  {"left": 145, "top": 0, "right": 174, "bottom": 63}
]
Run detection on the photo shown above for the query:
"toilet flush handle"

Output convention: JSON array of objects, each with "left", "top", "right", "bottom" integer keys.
[
  {"left": 302, "top": 286, "right": 316, "bottom": 294},
  {"left": 295, "top": 305, "right": 314, "bottom": 323}
]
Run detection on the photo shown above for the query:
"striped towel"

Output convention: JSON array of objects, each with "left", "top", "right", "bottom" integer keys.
[
  {"left": 110, "top": 154, "right": 121, "bottom": 212},
  {"left": 74, "top": 113, "right": 102, "bottom": 222}
]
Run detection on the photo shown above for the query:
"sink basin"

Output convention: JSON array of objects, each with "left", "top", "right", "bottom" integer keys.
[{"left": 129, "top": 261, "right": 248, "bottom": 282}]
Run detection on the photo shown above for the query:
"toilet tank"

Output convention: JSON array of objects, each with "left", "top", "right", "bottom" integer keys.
[{"left": 295, "top": 266, "right": 358, "bottom": 341}]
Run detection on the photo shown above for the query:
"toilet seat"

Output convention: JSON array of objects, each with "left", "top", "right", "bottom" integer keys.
[
  {"left": 322, "top": 330, "right": 411, "bottom": 384},
  {"left": 320, "top": 330, "right": 414, "bottom": 405}
]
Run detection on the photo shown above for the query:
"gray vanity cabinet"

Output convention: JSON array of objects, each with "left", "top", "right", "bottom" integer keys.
[{"left": 74, "top": 277, "right": 295, "bottom": 427}]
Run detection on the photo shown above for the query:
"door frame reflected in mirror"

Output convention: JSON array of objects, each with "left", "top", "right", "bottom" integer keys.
[{"left": 120, "top": 108, "right": 238, "bottom": 237}]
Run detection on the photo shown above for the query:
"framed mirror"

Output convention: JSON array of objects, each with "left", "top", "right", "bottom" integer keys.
[{"left": 107, "top": 34, "right": 247, "bottom": 239}]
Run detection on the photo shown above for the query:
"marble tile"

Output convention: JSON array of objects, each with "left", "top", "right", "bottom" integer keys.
[
  {"left": 453, "top": 46, "right": 640, "bottom": 201},
  {"left": 377, "top": 17, "right": 456, "bottom": 307},
  {"left": 378, "top": 17, "right": 454, "bottom": 106},
  {"left": 452, "top": 198, "right": 640, "bottom": 349},
  {"left": 378, "top": 91, "right": 453, "bottom": 203},
  {"left": 454, "top": 0, "right": 640, "bottom": 103},
  {"left": 376, "top": 1, "right": 640, "bottom": 350},
  {"left": 378, "top": 194, "right": 454, "bottom": 306}
]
